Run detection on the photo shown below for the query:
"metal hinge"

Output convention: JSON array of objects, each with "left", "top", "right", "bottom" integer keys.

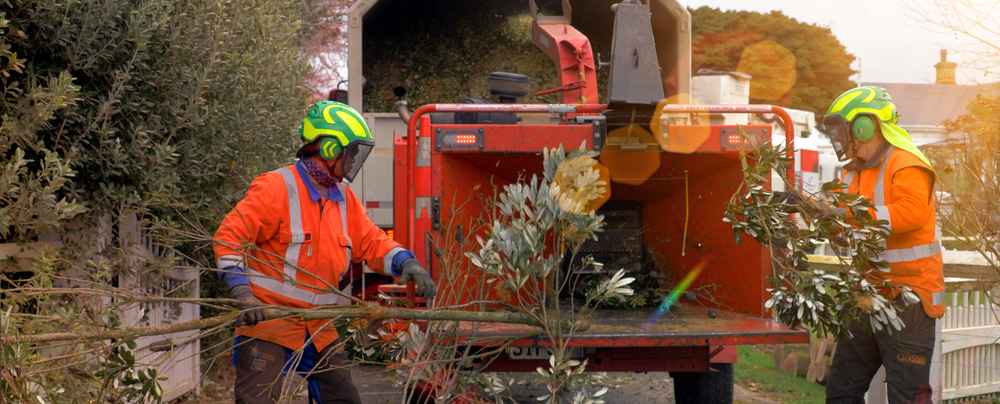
[{"left": 432, "top": 196, "right": 441, "bottom": 230}]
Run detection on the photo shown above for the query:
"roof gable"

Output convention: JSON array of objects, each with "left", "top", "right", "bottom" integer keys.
[{"left": 861, "top": 82, "right": 1000, "bottom": 127}]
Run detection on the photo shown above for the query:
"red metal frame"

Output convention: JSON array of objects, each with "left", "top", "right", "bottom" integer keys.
[
  {"left": 435, "top": 124, "right": 596, "bottom": 153},
  {"left": 658, "top": 104, "right": 796, "bottom": 180},
  {"left": 403, "top": 103, "right": 796, "bottom": 252},
  {"left": 404, "top": 103, "right": 607, "bottom": 251}
]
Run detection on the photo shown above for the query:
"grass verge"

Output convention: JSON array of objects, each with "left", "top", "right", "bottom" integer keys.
[{"left": 734, "top": 345, "right": 826, "bottom": 404}]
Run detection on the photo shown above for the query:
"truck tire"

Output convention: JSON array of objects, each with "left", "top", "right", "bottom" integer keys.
[{"left": 671, "top": 363, "right": 734, "bottom": 404}]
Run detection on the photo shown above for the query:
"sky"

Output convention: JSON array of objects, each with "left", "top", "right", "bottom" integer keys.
[{"left": 683, "top": 0, "right": 992, "bottom": 86}]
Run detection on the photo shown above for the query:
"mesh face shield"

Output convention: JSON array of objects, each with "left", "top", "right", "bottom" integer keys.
[
  {"left": 823, "top": 114, "right": 852, "bottom": 162},
  {"left": 340, "top": 139, "right": 374, "bottom": 182}
]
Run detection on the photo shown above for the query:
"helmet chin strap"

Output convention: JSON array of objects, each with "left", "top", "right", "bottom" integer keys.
[{"left": 850, "top": 136, "right": 861, "bottom": 157}]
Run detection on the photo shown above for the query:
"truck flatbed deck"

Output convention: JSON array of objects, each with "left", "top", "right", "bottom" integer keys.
[
  {"left": 454, "top": 304, "right": 808, "bottom": 372},
  {"left": 460, "top": 304, "right": 808, "bottom": 348}
]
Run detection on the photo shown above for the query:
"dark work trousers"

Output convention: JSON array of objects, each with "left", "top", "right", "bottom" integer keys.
[
  {"left": 826, "top": 296, "right": 936, "bottom": 404},
  {"left": 234, "top": 337, "right": 362, "bottom": 404}
]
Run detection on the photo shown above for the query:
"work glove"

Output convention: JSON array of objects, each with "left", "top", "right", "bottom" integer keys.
[
  {"left": 802, "top": 200, "right": 846, "bottom": 220},
  {"left": 397, "top": 258, "right": 437, "bottom": 300},
  {"left": 230, "top": 285, "right": 266, "bottom": 327},
  {"left": 775, "top": 191, "right": 846, "bottom": 219}
]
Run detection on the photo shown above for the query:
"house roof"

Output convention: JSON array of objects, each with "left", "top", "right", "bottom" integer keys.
[{"left": 861, "top": 82, "right": 1000, "bottom": 127}]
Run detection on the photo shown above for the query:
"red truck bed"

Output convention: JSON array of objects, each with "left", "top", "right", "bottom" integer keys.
[
  {"left": 465, "top": 304, "right": 808, "bottom": 347},
  {"left": 455, "top": 304, "right": 808, "bottom": 372}
]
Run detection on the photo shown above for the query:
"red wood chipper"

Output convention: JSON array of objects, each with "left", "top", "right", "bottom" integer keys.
[{"left": 346, "top": 1, "right": 809, "bottom": 402}]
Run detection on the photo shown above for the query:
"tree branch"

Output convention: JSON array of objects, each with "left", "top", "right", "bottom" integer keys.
[{"left": 1, "top": 304, "right": 589, "bottom": 345}]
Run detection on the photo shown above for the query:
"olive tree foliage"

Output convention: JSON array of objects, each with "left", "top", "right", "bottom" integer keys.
[
  {"left": 1, "top": 0, "right": 308, "bottom": 401},
  {"left": 2, "top": 0, "right": 306, "bottom": 240},
  {"left": 466, "top": 144, "right": 629, "bottom": 404},
  {"left": 0, "top": 16, "right": 84, "bottom": 244},
  {"left": 724, "top": 134, "right": 918, "bottom": 341}
]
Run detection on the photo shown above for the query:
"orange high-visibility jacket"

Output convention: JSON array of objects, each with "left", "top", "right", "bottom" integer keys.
[
  {"left": 214, "top": 164, "right": 407, "bottom": 351},
  {"left": 843, "top": 144, "right": 945, "bottom": 318}
]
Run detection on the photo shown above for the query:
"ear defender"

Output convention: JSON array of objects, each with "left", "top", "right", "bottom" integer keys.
[
  {"left": 852, "top": 115, "right": 876, "bottom": 143},
  {"left": 317, "top": 136, "right": 342, "bottom": 160}
]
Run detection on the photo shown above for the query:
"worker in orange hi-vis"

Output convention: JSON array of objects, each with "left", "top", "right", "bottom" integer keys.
[
  {"left": 214, "top": 101, "right": 436, "bottom": 404},
  {"left": 777, "top": 86, "right": 944, "bottom": 403}
]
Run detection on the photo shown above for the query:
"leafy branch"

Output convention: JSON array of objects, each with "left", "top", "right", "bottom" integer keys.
[
  {"left": 462, "top": 143, "right": 628, "bottom": 404},
  {"left": 724, "top": 127, "right": 918, "bottom": 340}
]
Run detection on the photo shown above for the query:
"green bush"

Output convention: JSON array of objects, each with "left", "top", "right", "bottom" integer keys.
[
  {"left": 2, "top": 0, "right": 307, "bottom": 244},
  {"left": 1, "top": 0, "right": 310, "bottom": 401}
]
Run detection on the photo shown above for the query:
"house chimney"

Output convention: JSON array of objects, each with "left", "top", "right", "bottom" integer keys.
[{"left": 935, "top": 49, "right": 957, "bottom": 84}]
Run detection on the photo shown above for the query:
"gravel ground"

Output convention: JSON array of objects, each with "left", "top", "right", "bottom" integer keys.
[
  {"left": 500, "top": 370, "right": 780, "bottom": 404},
  {"left": 177, "top": 361, "right": 780, "bottom": 404}
]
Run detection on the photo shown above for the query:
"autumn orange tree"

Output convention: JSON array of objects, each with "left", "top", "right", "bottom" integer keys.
[{"left": 689, "top": 7, "right": 857, "bottom": 119}]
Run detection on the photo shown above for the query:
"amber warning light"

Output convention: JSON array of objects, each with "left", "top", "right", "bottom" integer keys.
[
  {"left": 438, "top": 131, "right": 484, "bottom": 150},
  {"left": 719, "top": 127, "right": 769, "bottom": 151}
]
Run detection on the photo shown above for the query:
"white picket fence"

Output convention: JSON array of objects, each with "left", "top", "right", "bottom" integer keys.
[
  {"left": 940, "top": 287, "right": 1000, "bottom": 403},
  {"left": 0, "top": 214, "right": 202, "bottom": 402},
  {"left": 849, "top": 249, "right": 1000, "bottom": 404},
  {"left": 118, "top": 213, "right": 201, "bottom": 402}
]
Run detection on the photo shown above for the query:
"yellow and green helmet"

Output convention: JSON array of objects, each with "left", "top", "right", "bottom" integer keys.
[
  {"left": 300, "top": 101, "right": 374, "bottom": 181},
  {"left": 823, "top": 86, "right": 899, "bottom": 161}
]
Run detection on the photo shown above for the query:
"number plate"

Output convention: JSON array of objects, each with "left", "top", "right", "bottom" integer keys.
[{"left": 507, "top": 346, "right": 552, "bottom": 360}]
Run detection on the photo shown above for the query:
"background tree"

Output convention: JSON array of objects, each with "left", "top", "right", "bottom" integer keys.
[
  {"left": 300, "top": 0, "right": 354, "bottom": 101},
  {"left": 901, "top": 0, "right": 1000, "bottom": 83},
  {"left": 689, "top": 7, "right": 857, "bottom": 120},
  {"left": 904, "top": 0, "right": 1000, "bottom": 273},
  {"left": 929, "top": 94, "right": 999, "bottom": 268},
  {"left": 1, "top": 0, "right": 308, "bottom": 245}
]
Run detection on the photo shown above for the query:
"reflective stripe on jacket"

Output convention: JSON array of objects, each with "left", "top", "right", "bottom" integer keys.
[
  {"left": 214, "top": 164, "right": 407, "bottom": 351},
  {"left": 843, "top": 145, "right": 946, "bottom": 318}
]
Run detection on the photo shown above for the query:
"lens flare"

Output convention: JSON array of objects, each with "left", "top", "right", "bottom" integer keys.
[
  {"left": 737, "top": 40, "right": 796, "bottom": 102},
  {"left": 644, "top": 257, "right": 711, "bottom": 330},
  {"left": 598, "top": 124, "right": 660, "bottom": 186}
]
